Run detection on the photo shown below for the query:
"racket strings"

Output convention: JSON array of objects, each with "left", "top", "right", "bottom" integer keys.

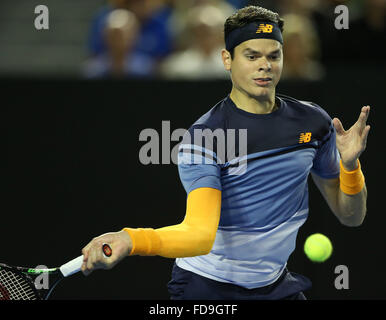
[{"left": 0, "top": 268, "right": 38, "bottom": 300}]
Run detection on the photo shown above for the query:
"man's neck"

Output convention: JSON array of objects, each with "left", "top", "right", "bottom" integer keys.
[{"left": 230, "top": 88, "right": 277, "bottom": 114}]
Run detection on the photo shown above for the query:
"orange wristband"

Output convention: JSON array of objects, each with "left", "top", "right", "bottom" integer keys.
[{"left": 339, "top": 159, "right": 365, "bottom": 195}]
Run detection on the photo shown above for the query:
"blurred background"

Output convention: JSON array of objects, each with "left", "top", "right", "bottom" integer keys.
[{"left": 0, "top": 0, "right": 385, "bottom": 300}]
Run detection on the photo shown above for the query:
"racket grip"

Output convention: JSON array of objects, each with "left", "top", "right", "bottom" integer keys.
[
  {"left": 60, "top": 256, "right": 84, "bottom": 277},
  {"left": 60, "top": 245, "right": 112, "bottom": 277}
]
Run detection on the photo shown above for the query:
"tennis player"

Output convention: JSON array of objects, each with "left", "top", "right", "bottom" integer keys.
[{"left": 81, "top": 5, "right": 370, "bottom": 300}]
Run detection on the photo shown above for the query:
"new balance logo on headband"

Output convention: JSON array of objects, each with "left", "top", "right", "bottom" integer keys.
[
  {"left": 225, "top": 21, "right": 283, "bottom": 51},
  {"left": 256, "top": 24, "right": 273, "bottom": 33}
]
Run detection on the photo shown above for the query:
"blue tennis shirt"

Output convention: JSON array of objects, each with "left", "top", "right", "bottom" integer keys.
[{"left": 175, "top": 94, "right": 340, "bottom": 289}]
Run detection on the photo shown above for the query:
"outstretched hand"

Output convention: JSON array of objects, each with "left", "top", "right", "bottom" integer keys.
[{"left": 333, "top": 106, "right": 370, "bottom": 171}]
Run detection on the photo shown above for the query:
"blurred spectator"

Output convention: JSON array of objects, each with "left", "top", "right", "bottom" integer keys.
[
  {"left": 281, "top": 14, "right": 325, "bottom": 81},
  {"left": 83, "top": 9, "right": 156, "bottom": 78},
  {"left": 159, "top": 4, "right": 229, "bottom": 80},
  {"left": 168, "top": 0, "right": 235, "bottom": 51},
  {"left": 276, "top": 0, "right": 342, "bottom": 64},
  {"left": 127, "top": 0, "right": 174, "bottom": 60},
  {"left": 83, "top": 0, "right": 173, "bottom": 78},
  {"left": 278, "top": 0, "right": 321, "bottom": 17},
  {"left": 226, "top": 0, "right": 248, "bottom": 9}
]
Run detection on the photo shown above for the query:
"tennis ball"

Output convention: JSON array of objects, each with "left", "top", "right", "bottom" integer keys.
[{"left": 304, "top": 233, "right": 333, "bottom": 263}]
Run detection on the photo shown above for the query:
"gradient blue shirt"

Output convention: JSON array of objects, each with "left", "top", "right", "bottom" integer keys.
[{"left": 176, "top": 94, "right": 340, "bottom": 289}]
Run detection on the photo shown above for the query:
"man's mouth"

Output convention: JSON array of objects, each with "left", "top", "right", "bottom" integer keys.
[{"left": 254, "top": 77, "right": 272, "bottom": 86}]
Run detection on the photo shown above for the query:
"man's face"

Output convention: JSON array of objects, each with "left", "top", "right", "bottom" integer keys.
[{"left": 222, "top": 39, "right": 283, "bottom": 100}]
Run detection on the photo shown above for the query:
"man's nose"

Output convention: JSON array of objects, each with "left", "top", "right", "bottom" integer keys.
[{"left": 258, "top": 57, "right": 271, "bottom": 72}]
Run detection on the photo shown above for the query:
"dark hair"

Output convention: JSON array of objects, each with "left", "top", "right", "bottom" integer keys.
[{"left": 224, "top": 5, "right": 284, "bottom": 58}]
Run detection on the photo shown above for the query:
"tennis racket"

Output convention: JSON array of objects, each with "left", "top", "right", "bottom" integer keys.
[{"left": 0, "top": 243, "right": 112, "bottom": 300}]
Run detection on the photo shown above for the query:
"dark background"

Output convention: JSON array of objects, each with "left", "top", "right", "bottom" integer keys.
[{"left": 0, "top": 62, "right": 384, "bottom": 300}]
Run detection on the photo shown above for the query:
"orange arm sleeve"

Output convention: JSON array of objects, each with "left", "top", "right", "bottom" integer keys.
[{"left": 123, "top": 187, "right": 221, "bottom": 258}]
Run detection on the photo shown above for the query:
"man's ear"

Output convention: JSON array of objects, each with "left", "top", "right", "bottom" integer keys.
[{"left": 221, "top": 49, "right": 232, "bottom": 71}]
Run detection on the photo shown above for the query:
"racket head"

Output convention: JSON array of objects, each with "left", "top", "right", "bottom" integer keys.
[{"left": 0, "top": 263, "right": 63, "bottom": 300}]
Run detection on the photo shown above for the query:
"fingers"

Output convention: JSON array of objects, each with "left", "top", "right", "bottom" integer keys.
[
  {"left": 81, "top": 239, "right": 109, "bottom": 276},
  {"left": 335, "top": 105, "right": 371, "bottom": 137},
  {"left": 362, "top": 125, "right": 371, "bottom": 149},
  {"left": 332, "top": 117, "right": 345, "bottom": 135},
  {"left": 357, "top": 105, "right": 370, "bottom": 132},
  {"left": 81, "top": 242, "right": 92, "bottom": 275}
]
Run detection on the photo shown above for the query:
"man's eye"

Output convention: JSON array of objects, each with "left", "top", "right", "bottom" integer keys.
[
  {"left": 246, "top": 55, "right": 256, "bottom": 60},
  {"left": 270, "top": 55, "right": 279, "bottom": 60}
]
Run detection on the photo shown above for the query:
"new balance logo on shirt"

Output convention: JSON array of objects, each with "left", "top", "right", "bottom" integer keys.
[{"left": 299, "top": 132, "right": 312, "bottom": 143}]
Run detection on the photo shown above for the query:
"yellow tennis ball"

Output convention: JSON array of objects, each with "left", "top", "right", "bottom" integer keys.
[{"left": 304, "top": 233, "right": 333, "bottom": 262}]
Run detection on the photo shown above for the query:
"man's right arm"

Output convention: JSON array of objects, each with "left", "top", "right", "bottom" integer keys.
[{"left": 81, "top": 187, "right": 221, "bottom": 275}]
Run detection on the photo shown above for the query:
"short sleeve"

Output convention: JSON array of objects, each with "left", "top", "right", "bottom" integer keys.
[
  {"left": 311, "top": 121, "right": 341, "bottom": 179},
  {"left": 177, "top": 126, "right": 222, "bottom": 194}
]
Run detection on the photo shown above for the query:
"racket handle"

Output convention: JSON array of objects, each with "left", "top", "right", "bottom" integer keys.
[
  {"left": 60, "top": 256, "right": 83, "bottom": 277},
  {"left": 60, "top": 244, "right": 112, "bottom": 277}
]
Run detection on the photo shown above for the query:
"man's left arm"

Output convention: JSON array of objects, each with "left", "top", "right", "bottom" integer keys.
[
  {"left": 311, "top": 106, "right": 371, "bottom": 227},
  {"left": 311, "top": 171, "right": 367, "bottom": 227}
]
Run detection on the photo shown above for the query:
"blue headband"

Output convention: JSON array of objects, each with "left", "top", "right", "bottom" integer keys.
[{"left": 225, "top": 21, "right": 283, "bottom": 51}]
